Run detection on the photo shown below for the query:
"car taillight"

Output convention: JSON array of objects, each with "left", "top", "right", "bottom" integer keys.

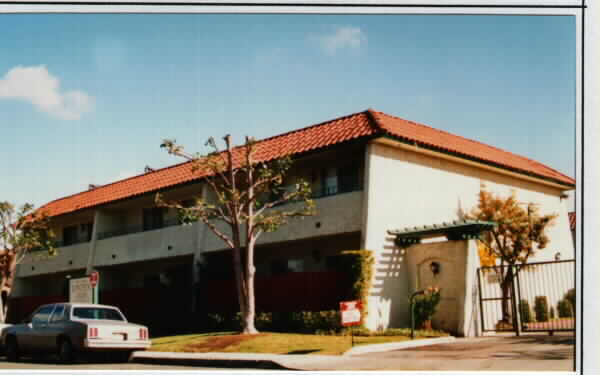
[
  {"left": 88, "top": 327, "right": 99, "bottom": 338},
  {"left": 139, "top": 328, "right": 148, "bottom": 340}
]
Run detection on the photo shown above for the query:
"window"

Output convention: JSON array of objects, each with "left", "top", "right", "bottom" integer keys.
[
  {"left": 62, "top": 225, "right": 78, "bottom": 246},
  {"left": 326, "top": 255, "right": 343, "bottom": 271},
  {"left": 50, "top": 304, "right": 65, "bottom": 323},
  {"left": 271, "top": 259, "right": 304, "bottom": 274},
  {"left": 32, "top": 305, "right": 55, "bottom": 325},
  {"left": 72, "top": 307, "right": 124, "bottom": 321},
  {"left": 81, "top": 222, "right": 94, "bottom": 242},
  {"left": 338, "top": 163, "right": 360, "bottom": 193},
  {"left": 143, "top": 207, "right": 164, "bottom": 231},
  {"left": 271, "top": 259, "right": 287, "bottom": 275},
  {"left": 324, "top": 168, "right": 338, "bottom": 196},
  {"left": 287, "top": 259, "right": 304, "bottom": 273}
]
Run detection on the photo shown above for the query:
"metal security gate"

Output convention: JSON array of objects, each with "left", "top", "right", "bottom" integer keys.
[{"left": 477, "top": 259, "right": 575, "bottom": 334}]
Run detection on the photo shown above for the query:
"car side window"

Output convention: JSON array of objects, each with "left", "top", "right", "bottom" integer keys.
[
  {"left": 32, "top": 305, "right": 55, "bottom": 325},
  {"left": 49, "top": 305, "right": 65, "bottom": 323}
]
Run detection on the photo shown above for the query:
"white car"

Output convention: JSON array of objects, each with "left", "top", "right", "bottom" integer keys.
[{"left": 1, "top": 303, "right": 151, "bottom": 363}]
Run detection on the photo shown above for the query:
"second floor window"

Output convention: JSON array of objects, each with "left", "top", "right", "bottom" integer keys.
[
  {"left": 338, "top": 163, "right": 360, "bottom": 193},
  {"left": 81, "top": 222, "right": 93, "bottom": 242},
  {"left": 143, "top": 207, "right": 164, "bottom": 231},
  {"left": 63, "top": 225, "right": 78, "bottom": 246},
  {"left": 324, "top": 168, "right": 338, "bottom": 196}
]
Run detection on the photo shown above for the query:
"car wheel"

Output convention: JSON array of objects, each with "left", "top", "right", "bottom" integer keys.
[
  {"left": 5, "top": 336, "right": 20, "bottom": 362},
  {"left": 57, "top": 338, "right": 75, "bottom": 363}
]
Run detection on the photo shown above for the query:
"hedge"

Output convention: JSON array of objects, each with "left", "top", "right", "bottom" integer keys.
[
  {"left": 519, "top": 299, "right": 533, "bottom": 323},
  {"left": 201, "top": 310, "right": 342, "bottom": 333},
  {"left": 557, "top": 299, "right": 574, "bottom": 318},
  {"left": 534, "top": 296, "right": 549, "bottom": 322}
]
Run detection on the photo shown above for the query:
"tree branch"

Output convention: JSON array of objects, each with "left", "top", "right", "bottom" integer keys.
[{"left": 198, "top": 216, "right": 235, "bottom": 249}]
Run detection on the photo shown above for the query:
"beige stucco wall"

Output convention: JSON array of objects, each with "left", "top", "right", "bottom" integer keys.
[
  {"left": 362, "top": 140, "right": 574, "bottom": 331},
  {"left": 17, "top": 242, "right": 89, "bottom": 278},
  {"left": 13, "top": 190, "right": 363, "bottom": 288},
  {"left": 402, "top": 239, "right": 481, "bottom": 336}
]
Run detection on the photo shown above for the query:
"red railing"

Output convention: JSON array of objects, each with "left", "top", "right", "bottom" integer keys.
[
  {"left": 7, "top": 295, "right": 66, "bottom": 323},
  {"left": 202, "top": 271, "right": 350, "bottom": 313}
]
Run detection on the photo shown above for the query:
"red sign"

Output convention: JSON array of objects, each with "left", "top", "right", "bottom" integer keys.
[
  {"left": 89, "top": 271, "right": 99, "bottom": 288},
  {"left": 340, "top": 300, "right": 362, "bottom": 326}
]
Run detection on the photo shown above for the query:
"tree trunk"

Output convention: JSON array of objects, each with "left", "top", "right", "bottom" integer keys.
[
  {"left": 242, "top": 237, "right": 257, "bottom": 334},
  {"left": 231, "top": 242, "right": 247, "bottom": 331},
  {"left": 0, "top": 252, "right": 17, "bottom": 323},
  {"left": 500, "top": 267, "right": 514, "bottom": 324}
]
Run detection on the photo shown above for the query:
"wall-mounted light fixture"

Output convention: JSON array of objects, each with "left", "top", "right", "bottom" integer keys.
[
  {"left": 555, "top": 252, "right": 561, "bottom": 261},
  {"left": 430, "top": 261, "right": 441, "bottom": 276}
]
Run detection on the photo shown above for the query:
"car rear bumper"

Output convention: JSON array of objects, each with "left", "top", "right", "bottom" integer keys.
[{"left": 84, "top": 339, "right": 151, "bottom": 350}]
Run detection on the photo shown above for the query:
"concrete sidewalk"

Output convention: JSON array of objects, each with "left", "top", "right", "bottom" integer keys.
[{"left": 131, "top": 336, "right": 456, "bottom": 370}]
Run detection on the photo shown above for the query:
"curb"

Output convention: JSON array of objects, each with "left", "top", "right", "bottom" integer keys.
[
  {"left": 131, "top": 337, "right": 457, "bottom": 369},
  {"left": 342, "top": 336, "right": 457, "bottom": 356},
  {"left": 131, "top": 352, "right": 295, "bottom": 370}
]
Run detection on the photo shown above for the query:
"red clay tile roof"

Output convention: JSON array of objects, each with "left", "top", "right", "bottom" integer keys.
[
  {"left": 568, "top": 212, "right": 576, "bottom": 231},
  {"left": 39, "top": 109, "right": 575, "bottom": 218}
]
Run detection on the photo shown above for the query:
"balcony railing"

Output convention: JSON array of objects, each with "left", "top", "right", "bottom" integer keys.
[
  {"left": 31, "top": 237, "right": 90, "bottom": 252},
  {"left": 92, "top": 186, "right": 362, "bottom": 241},
  {"left": 97, "top": 218, "right": 184, "bottom": 240}
]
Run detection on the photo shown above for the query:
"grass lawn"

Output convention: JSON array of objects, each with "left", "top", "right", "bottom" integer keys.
[{"left": 151, "top": 331, "right": 446, "bottom": 355}]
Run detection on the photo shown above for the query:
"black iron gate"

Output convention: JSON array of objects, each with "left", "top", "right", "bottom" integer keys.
[{"left": 477, "top": 259, "right": 575, "bottom": 334}]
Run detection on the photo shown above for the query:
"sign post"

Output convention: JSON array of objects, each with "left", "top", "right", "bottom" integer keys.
[
  {"left": 89, "top": 271, "right": 99, "bottom": 304},
  {"left": 340, "top": 300, "right": 362, "bottom": 347}
]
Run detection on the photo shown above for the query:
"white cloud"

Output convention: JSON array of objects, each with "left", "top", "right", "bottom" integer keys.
[
  {"left": 316, "top": 26, "right": 367, "bottom": 55},
  {"left": 0, "top": 65, "right": 94, "bottom": 120}
]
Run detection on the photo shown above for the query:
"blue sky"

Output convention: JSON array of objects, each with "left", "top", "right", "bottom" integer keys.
[{"left": 0, "top": 14, "right": 575, "bottom": 209}]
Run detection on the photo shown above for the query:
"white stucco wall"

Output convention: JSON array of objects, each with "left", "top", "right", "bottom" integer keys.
[{"left": 362, "top": 140, "right": 574, "bottom": 331}]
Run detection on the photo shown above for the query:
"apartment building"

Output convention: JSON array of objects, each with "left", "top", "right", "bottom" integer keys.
[{"left": 9, "top": 109, "right": 575, "bottom": 336}]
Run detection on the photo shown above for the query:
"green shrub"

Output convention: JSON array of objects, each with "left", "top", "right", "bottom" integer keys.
[
  {"left": 557, "top": 299, "right": 574, "bottom": 318},
  {"left": 519, "top": 299, "right": 533, "bottom": 323},
  {"left": 549, "top": 306, "right": 555, "bottom": 320},
  {"left": 534, "top": 296, "right": 549, "bottom": 322},
  {"left": 412, "top": 287, "right": 441, "bottom": 329},
  {"left": 564, "top": 288, "right": 575, "bottom": 311},
  {"left": 339, "top": 250, "right": 374, "bottom": 326}
]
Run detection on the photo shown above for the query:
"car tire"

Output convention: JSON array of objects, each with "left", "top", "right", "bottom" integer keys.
[
  {"left": 57, "top": 338, "right": 75, "bottom": 364},
  {"left": 5, "top": 336, "right": 20, "bottom": 362}
]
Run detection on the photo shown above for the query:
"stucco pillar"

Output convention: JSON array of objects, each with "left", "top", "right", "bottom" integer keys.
[
  {"left": 85, "top": 210, "right": 104, "bottom": 275},
  {"left": 457, "top": 239, "right": 482, "bottom": 337},
  {"left": 191, "top": 185, "right": 209, "bottom": 313}
]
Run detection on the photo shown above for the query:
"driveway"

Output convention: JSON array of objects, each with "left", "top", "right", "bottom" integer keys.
[{"left": 347, "top": 334, "right": 575, "bottom": 372}]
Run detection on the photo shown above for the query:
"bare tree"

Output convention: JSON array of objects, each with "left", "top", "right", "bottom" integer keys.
[
  {"left": 0, "top": 202, "right": 55, "bottom": 323},
  {"left": 158, "top": 135, "right": 316, "bottom": 334}
]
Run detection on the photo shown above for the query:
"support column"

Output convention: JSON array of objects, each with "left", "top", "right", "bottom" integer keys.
[{"left": 191, "top": 185, "right": 209, "bottom": 313}]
